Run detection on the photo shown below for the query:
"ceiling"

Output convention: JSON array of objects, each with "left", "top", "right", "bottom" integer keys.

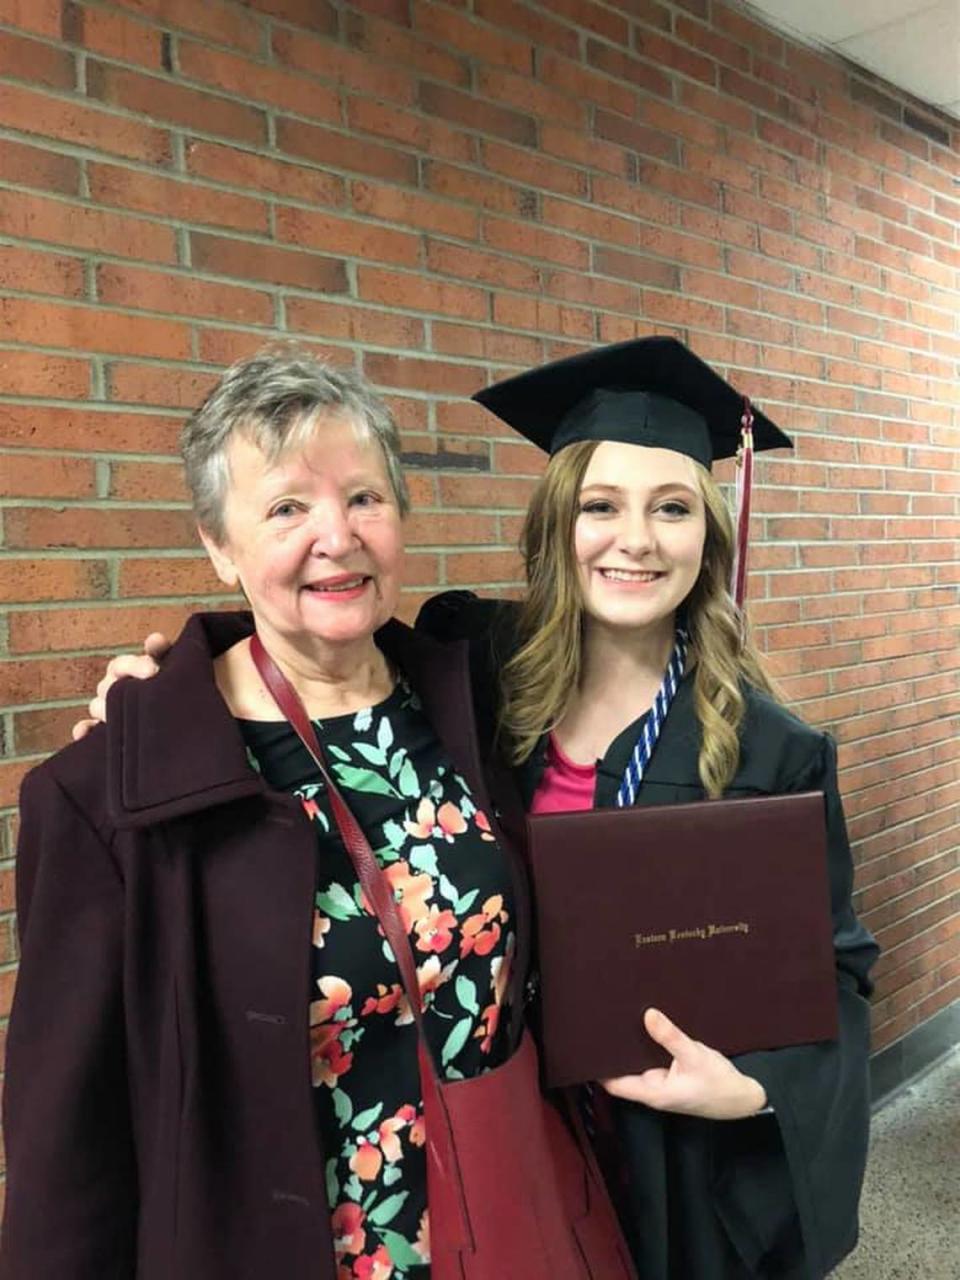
[{"left": 744, "top": 0, "right": 960, "bottom": 122}]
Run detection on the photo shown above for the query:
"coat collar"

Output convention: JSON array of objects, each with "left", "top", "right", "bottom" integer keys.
[{"left": 106, "top": 611, "right": 487, "bottom": 829}]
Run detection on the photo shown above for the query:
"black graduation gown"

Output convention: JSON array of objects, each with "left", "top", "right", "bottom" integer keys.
[{"left": 416, "top": 592, "right": 879, "bottom": 1280}]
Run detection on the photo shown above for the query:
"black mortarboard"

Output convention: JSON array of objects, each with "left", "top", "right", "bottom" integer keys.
[{"left": 472, "top": 336, "right": 792, "bottom": 467}]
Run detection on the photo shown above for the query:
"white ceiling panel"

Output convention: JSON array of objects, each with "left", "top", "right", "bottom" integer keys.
[
  {"left": 747, "top": 0, "right": 938, "bottom": 45},
  {"left": 839, "top": 2, "right": 960, "bottom": 108},
  {"left": 746, "top": 0, "right": 960, "bottom": 120}
]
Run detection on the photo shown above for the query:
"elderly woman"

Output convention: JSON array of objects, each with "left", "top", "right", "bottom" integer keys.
[{"left": 1, "top": 352, "right": 628, "bottom": 1280}]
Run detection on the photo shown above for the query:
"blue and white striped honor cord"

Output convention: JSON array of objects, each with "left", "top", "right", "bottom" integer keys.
[{"left": 616, "top": 629, "right": 688, "bottom": 808}]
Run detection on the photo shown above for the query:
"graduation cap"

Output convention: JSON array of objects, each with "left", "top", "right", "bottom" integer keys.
[
  {"left": 471, "top": 335, "right": 791, "bottom": 467},
  {"left": 472, "top": 336, "right": 793, "bottom": 606}
]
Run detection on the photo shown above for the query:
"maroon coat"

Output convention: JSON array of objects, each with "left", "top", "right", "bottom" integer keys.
[{"left": 0, "top": 612, "right": 531, "bottom": 1280}]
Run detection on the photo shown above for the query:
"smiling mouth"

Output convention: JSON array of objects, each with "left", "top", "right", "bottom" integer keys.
[
  {"left": 303, "top": 575, "right": 370, "bottom": 594},
  {"left": 598, "top": 569, "right": 663, "bottom": 583}
]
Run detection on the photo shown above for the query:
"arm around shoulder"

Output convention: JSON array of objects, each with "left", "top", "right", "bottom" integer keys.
[{"left": 1, "top": 760, "right": 137, "bottom": 1278}]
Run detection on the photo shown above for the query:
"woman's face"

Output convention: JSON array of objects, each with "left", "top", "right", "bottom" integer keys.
[
  {"left": 574, "top": 441, "right": 707, "bottom": 640},
  {"left": 201, "top": 415, "right": 404, "bottom": 653}
]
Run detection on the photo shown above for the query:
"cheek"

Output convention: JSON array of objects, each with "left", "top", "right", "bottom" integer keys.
[{"left": 574, "top": 519, "right": 609, "bottom": 567}]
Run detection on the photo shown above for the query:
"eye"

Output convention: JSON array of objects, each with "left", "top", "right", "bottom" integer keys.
[
  {"left": 657, "top": 500, "right": 692, "bottom": 518},
  {"left": 268, "top": 500, "right": 303, "bottom": 519},
  {"left": 579, "top": 499, "right": 617, "bottom": 515},
  {"left": 350, "top": 490, "right": 383, "bottom": 507}
]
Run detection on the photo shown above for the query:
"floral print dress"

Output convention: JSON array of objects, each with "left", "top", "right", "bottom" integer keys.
[{"left": 239, "top": 676, "right": 515, "bottom": 1279}]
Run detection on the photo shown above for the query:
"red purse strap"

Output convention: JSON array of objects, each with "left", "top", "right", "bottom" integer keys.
[{"left": 249, "top": 633, "right": 434, "bottom": 1060}]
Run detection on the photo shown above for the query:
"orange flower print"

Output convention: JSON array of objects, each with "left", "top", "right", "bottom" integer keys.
[
  {"left": 414, "top": 904, "right": 458, "bottom": 955},
  {"left": 409, "top": 1111, "right": 426, "bottom": 1147},
  {"left": 474, "top": 809, "right": 495, "bottom": 841},
  {"left": 313, "top": 912, "right": 332, "bottom": 950},
  {"left": 378, "top": 1104, "right": 415, "bottom": 1163},
  {"left": 417, "top": 954, "right": 456, "bottom": 1006},
  {"left": 350, "top": 1141, "right": 383, "bottom": 1183},
  {"left": 331, "top": 1202, "right": 366, "bottom": 1258},
  {"left": 403, "top": 797, "right": 468, "bottom": 843},
  {"left": 314, "top": 975, "right": 352, "bottom": 1022},
  {"left": 414, "top": 1209, "right": 430, "bottom": 1262},
  {"left": 301, "top": 796, "right": 322, "bottom": 821},
  {"left": 460, "top": 895, "right": 508, "bottom": 959},
  {"left": 360, "top": 982, "right": 411, "bottom": 1024},
  {"left": 353, "top": 1245, "right": 393, "bottom": 1279},
  {"left": 362, "top": 860, "right": 432, "bottom": 933}
]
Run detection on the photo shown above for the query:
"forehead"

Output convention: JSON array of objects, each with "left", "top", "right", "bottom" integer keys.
[
  {"left": 581, "top": 441, "right": 700, "bottom": 488},
  {"left": 226, "top": 413, "right": 384, "bottom": 486}
]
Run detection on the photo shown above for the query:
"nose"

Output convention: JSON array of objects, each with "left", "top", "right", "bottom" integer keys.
[
  {"left": 307, "top": 501, "right": 358, "bottom": 559},
  {"left": 618, "top": 507, "right": 654, "bottom": 557}
]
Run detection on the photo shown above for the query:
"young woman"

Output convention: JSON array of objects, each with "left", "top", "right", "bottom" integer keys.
[
  {"left": 421, "top": 338, "right": 878, "bottom": 1279},
  {"left": 72, "top": 338, "right": 877, "bottom": 1278}
]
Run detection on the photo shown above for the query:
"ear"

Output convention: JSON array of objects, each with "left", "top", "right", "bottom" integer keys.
[{"left": 198, "top": 525, "right": 241, "bottom": 589}]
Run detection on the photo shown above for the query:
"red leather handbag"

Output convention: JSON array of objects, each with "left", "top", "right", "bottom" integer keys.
[{"left": 251, "top": 635, "right": 635, "bottom": 1280}]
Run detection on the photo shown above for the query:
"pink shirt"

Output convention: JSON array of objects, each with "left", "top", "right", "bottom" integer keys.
[{"left": 530, "top": 733, "right": 597, "bottom": 814}]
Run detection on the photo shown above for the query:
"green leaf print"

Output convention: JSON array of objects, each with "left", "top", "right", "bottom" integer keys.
[
  {"left": 372, "top": 842, "right": 400, "bottom": 865},
  {"left": 397, "top": 757, "right": 420, "bottom": 798},
  {"left": 388, "top": 747, "right": 406, "bottom": 779},
  {"left": 352, "top": 1102, "right": 384, "bottom": 1132},
  {"left": 325, "top": 1158, "right": 339, "bottom": 1206},
  {"left": 344, "top": 1174, "right": 363, "bottom": 1201},
  {"left": 377, "top": 716, "right": 394, "bottom": 753},
  {"left": 327, "top": 744, "right": 350, "bottom": 762},
  {"left": 332, "top": 1088, "right": 353, "bottom": 1127},
  {"left": 438, "top": 874, "right": 459, "bottom": 905},
  {"left": 441, "top": 1016, "right": 473, "bottom": 1067},
  {"left": 378, "top": 1229, "right": 423, "bottom": 1269},
  {"left": 353, "top": 706, "right": 373, "bottom": 732},
  {"left": 367, "top": 1191, "right": 409, "bottom": 1227},
  {"left": 333, "top": 763, "right": 402, "bottom": 800},
  {"left": 354, "top": 743, "right": 388, "bottom": 767},
  {"left": 316, "top": 883, "right": 360, "bottom": 921},
  {"left": 455, "top": 889, "right": 479, "bottom": 915},
  {"left": 409, "top": 844, "right": 439, "bottom": 877},
  {"left": 460, "top": 792, "right": 477, "bottom": 819},
  {"left": 455, "top": 974, "right": 479, "bottom": 1017},
  {"left": 381, "top": 818, "right": 407, "bottom": 852},
  {"left": 383, "top": 1164, "right": 403, "bottom": 1187}
]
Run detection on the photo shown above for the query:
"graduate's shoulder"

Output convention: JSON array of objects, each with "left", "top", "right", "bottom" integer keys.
[
  {"left": 738, "top": 682, "right": 832, "bottom": 791},
  {"left": 415, "top": 589, "right": 521, "bottom": 654}
]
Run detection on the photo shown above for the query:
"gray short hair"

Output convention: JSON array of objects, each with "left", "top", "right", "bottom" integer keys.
[{"left": 180, "top": 346, "right": 410, "bottom": 542}]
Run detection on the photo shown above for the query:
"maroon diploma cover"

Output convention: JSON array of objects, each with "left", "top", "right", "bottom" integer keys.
[{"left": 527, "top": 792, "right": 839, "bottom": 1088}]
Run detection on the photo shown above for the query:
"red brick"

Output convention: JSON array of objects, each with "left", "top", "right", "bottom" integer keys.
[
  {"left": 0, "top": 190, "right": 176, "bottom": 263},
  {"left": 539, "top": 123, "right": 634, "bottom": 180},
  {"left": 4, "top": 507, "right": 197, "bottom": 552},
  {"left": 185, "top": 139, "right": 345, "bottom": 208},
  {"left": 542, "top": 269, "right": 640, "bottom": 314},
  {"left": 0, "top": 558, "right": 109, "bottom": 603},
  {"left": 0, "top": 137, "right": 80, "bottom": 197},
  {"left": 482, "top": 215, "right": 589, "bottom": 269},
  {"left": 107, "top": 364, "right": 220, "bottom": 411},
  {"left": 583, "top": 39, "right": 673, "bottom": 101},
  {"left": 275, "top": 207, "right": 421, "bottom": 266},
  {"left": 0, "top": 758, "right": 38, "bottom": 808},
  {"left": 0, "top": 298, "right": 191, "bottom": 359},
  {"left": 0, "top": 0, "right": 61, "bottom": 38},
  {"left": 0, "top": 27, "right": 74, "bottom": 89},
  {"left": 0, "top": 352, "right": 90, "bottom": 399},
  {"left": 236, "top": 0, "right": 337, "bottom": 33},
  {"left": 537, "top": 50, "right": 637, "bottom": 119},
  {"left": 107, "top": 0, "right": 262, "bottom": 53},
  {"left": 412, "top": 0, "right": 531, "bottom": 73},
  {"left": 675, "top": 15, "right": 751, "bottom": 71},
  {"left": 0, "top": 654, "right": 114, "bottom": 707},
  {"left": 543, "top": 0, "right": 628, "bottom": 42},
  {"left": 3, "top": 450, "right": 98, "bottom": 504},
  {"left": 286, "top": 298, "right": 425, "bottom": 349},
  {"left": 351, "top": 180, "right": 478, "bottom": 241},
  {"left": 405, "top": 510, "right": 498, "bottom": 547},
  {"left": 426, "top": 239, "right": 541, "bottom": 292},
  {"left": 432, "top": 322, "right": 545, "bottom": 367},
  {"left": 13, "top": 706, "right": 90, "bottom": 755},
  {"left": 438, "top": 474, "right": 536, "bottom": 510},
  {"left": 419, "top": 81, "right": 537, "bottom": 146},
  {"left": 346, "top": 96, "right": 474, "bottom": 164},
  {"left": 178, "top": 40, "right": 341, "bottom": 123},
  {"left": 97, "top": 264, "right": 273, "bottom": 326},
  {"left": 493, "top": 441, "right": 549, "bottom": 476},
  {"left": 272, "top": 26, "right": 414, "bottom": 105},
  {"left": 632, "top": 28, "right": 717, "bottom": 86},
  {"left": 62, "top": 2, "right": 163, "bottom": 69},
  {"left": 474, "top": 0, "right": 580, "bottom": 59},
  {"left": 357, "top": 266, "right": 489, "bottom": 320},
  {"left": 0, "top": 407, "right": 181, "bottom": 455},
  {"left": 345, "top": 10, "right": 469, "bottom": 86},
  {"left": 424, "top": 160, "right": 533, "bottom": 217},
  {"left": 86, "top": 62, "right": 266, "bottom": 145},
  {"left": 363, "top": 353, "right": 480, "bottom": 397},
  {"left": 276, "top": 116, "right": 417, "bottom": 185},
  {"left": 8, "top": 602, "right": 207, "bottom": 655},
  {"left": 446, "top": 549, "right": 524, "bottom": 585},
  {"left": 190, "top": 232, "right": 347, "bottom": 294},
  {"left": 594, "top": 111, "right": 679, "bottom": 164},
  {"left": 88, "top": 162, "right": 269, "bottom": 234},
  {"left": 118, "top": 557, "right": 224, "bottom": 598},
  {"left": 492, "top": 294, "right": 594, "bottom": 341}
]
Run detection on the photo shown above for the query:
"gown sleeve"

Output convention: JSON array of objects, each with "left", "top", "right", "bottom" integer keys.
[{"left": 714, "top": 732, "right": 879, "bottom": 1278}]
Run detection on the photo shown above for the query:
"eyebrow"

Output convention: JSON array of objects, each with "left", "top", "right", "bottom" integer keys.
[{"left": 580, "top": 481, "right": 700, "bottom": 497}]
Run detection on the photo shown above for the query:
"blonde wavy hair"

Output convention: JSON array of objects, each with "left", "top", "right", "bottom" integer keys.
[{"left": 499, "top": 441, "right": 781, "bottom": 798}]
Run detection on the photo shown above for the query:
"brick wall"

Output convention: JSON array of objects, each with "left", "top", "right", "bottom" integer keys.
[{"left": 0, "top": 0, "right": 957, "bottom": 1136}]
